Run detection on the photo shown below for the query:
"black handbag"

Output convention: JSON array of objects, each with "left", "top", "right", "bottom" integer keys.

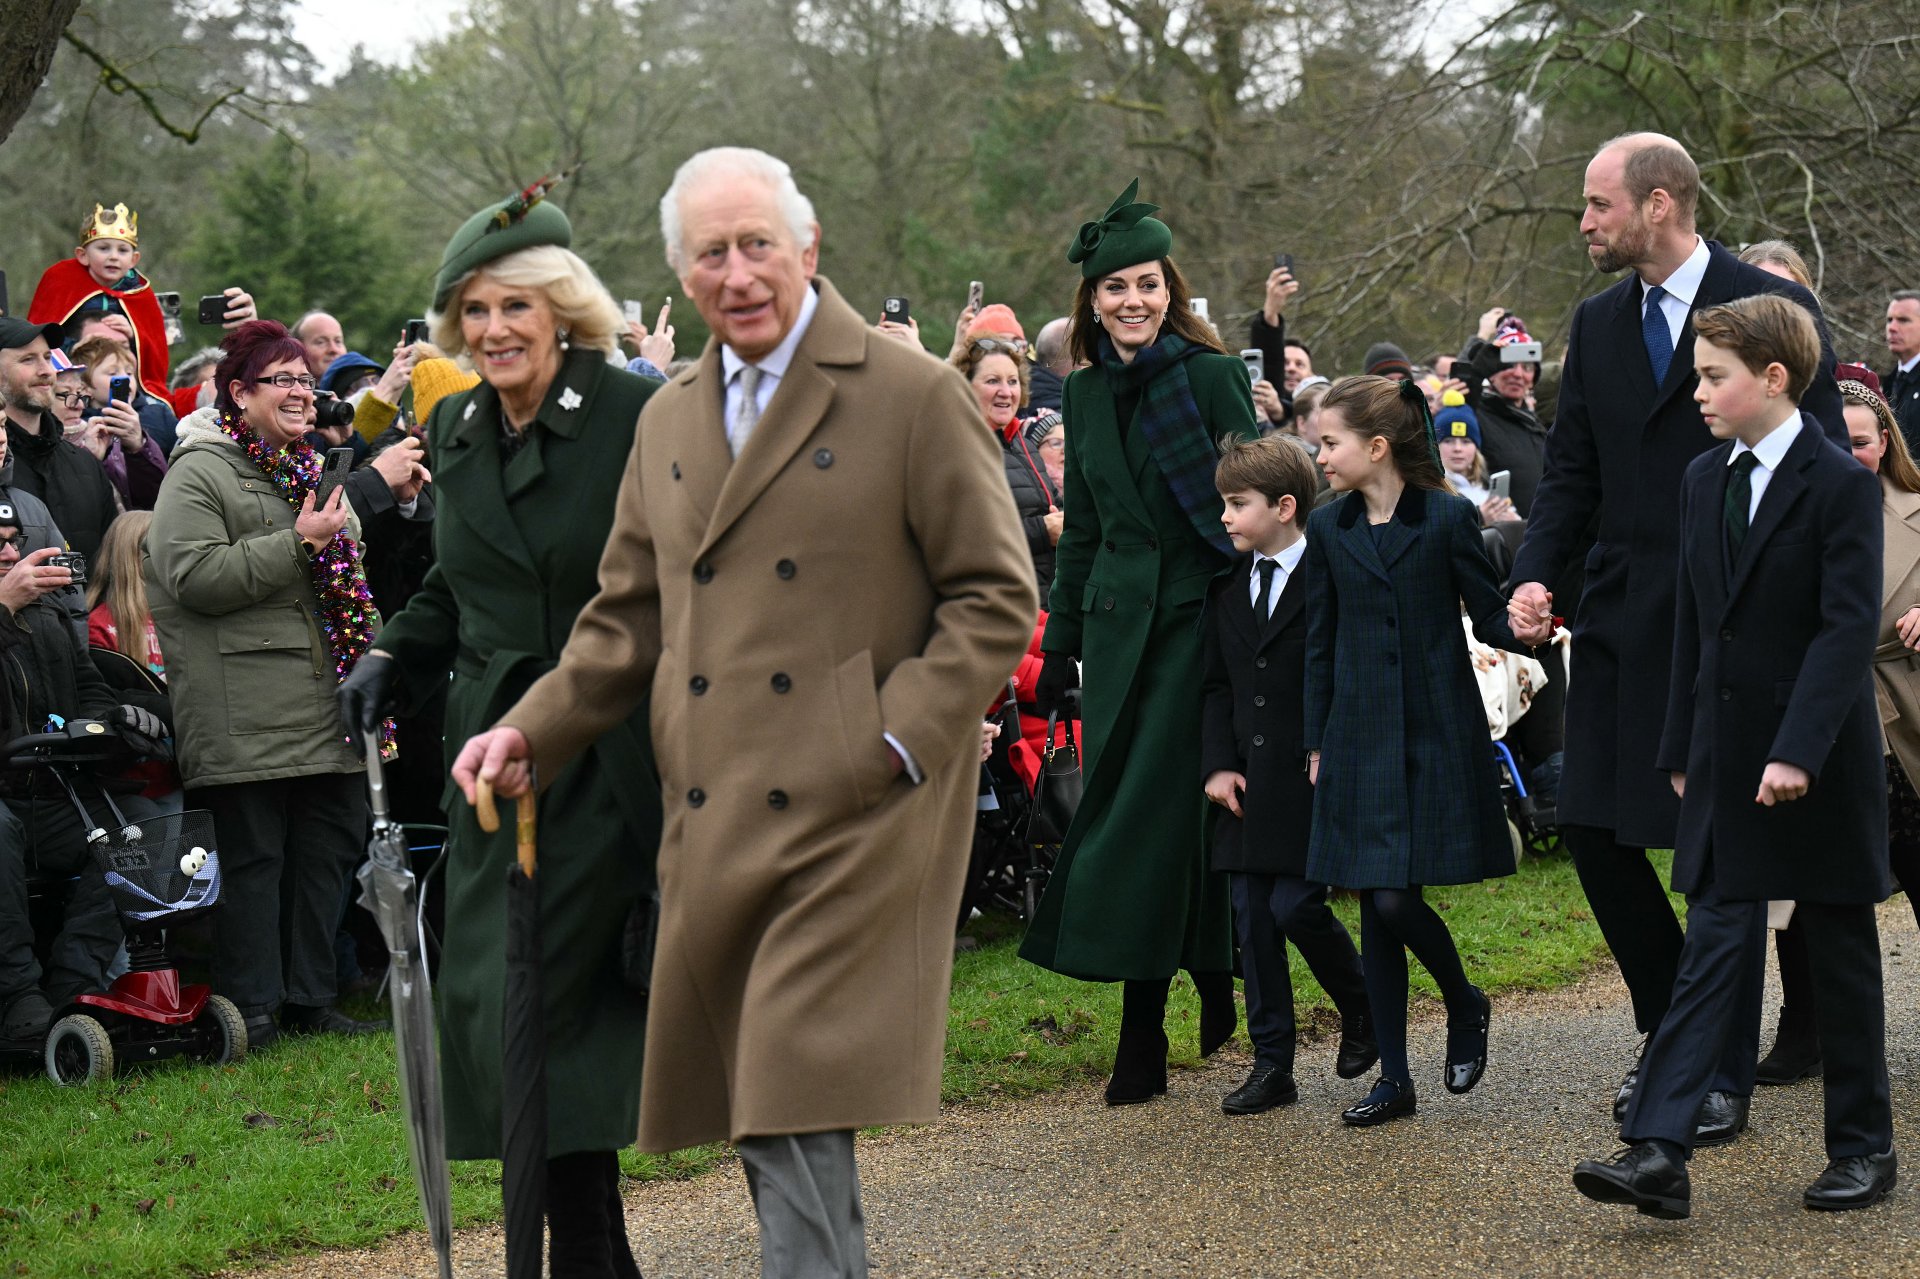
[{"left": 1026, "top": 711, "right": 1083, "bottom": 845}]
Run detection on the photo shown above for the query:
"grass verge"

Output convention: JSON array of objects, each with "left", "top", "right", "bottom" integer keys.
[{"left": 0, "top": 849, "right": 1652, "bottom": 1275}]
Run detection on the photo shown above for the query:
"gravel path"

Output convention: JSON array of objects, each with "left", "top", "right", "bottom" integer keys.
[{"left": 245, "top": 904, "right": 1920, "bottom": 1277}]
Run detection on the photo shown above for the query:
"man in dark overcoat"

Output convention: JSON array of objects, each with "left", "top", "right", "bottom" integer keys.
[{"left": 1507, "top": 133, "right": 1846, "bottom": 1137}]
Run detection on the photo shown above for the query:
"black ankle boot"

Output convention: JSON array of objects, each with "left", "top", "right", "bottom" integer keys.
[
  {"left": 548, "top": 1150, "right": 642, "bottom": 1278},
  {"left": 1755, "top": 1003, "right": 1822, "bottom": 1086},
  {"left": 1192, "top": 970, "right": 1238, "bottom": 1058},
  {"left": 1106, "top": 978, "right": 1170, "bottom": 1105}
]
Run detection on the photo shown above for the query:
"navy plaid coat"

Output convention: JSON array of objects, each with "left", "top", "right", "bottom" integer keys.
[{"left": 1302, "top": 485, "right": 1530, "bottom": 889}]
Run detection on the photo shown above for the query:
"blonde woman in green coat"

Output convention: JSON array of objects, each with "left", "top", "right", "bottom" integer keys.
[
  {"left": 1020, "top": 182, "right": 1260, "bottom": 1104},
  {"left": 336, "top": 192, "right": 660, "bottom": 1277}
]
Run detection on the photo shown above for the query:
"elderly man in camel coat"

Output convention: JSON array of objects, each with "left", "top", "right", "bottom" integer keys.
[{"left": 454, "top": 147, "right": 1037, "bottom": 1277}]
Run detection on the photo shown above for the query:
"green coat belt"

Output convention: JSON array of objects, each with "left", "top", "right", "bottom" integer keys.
[
  {"left": 1021, "top": 352, "right": 1258, "bottom": 981},
  {"left": 375, "top": 347, "right": 663, "bottom": 1159}
]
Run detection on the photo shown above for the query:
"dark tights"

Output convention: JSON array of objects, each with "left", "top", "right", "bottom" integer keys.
[
  {"left": 547, "top": 1150, "right": 643, "bottom": 1279},
  {"left": 1360, "top": 887, "right": 1477, "bottom": 1085}
]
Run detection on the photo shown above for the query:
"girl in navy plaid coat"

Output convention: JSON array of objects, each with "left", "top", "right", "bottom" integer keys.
[{"left": 1303, "top": 376, "right": 1536, "bottom": 1127}]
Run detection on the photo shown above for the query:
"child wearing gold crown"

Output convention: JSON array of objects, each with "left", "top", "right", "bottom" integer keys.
[{"left": 28, "top": 202, "right": 254, "bottom": 409}]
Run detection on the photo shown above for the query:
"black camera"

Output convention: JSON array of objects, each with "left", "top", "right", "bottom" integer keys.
[
  {"left": 312, "top": 391, "right": 355, "bottom": 429},
  {"left": 48, "top": 551, "right": 86, "bottom": 586}
]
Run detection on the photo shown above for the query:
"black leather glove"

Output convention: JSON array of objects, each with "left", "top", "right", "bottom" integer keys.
[
  {"left": 337, "top": 651, "right": 398, "bottom": 745},
  {"left": 113, "top": 704, "right": 169, "bottom": 759},
  {"left": 1034, "top": 651, "right": 1080, "bottom": 718}
]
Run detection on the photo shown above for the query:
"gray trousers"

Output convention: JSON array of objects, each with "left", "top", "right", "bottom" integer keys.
[{"left": 737, "top": 1131, "right": 868, "bottom": 1279}]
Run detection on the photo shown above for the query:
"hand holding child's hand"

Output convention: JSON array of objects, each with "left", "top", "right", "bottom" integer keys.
[
  {"left": 1204, "top": 770, "right": 1246, "bottom": 817},
  {"left": 1508, "top": 581, "right": 1554, "bottom": 644},
  {"left": 1756, "top": 761, "right": 1810, "bottom": 807}
]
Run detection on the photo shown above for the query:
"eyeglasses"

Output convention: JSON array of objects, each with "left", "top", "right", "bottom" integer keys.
[
  {"left": 255, "top": 373, "right": 318, "bottom": 391},
  {"left": 970, "top": 338, "right": 1026, "bottom": 357},
  {"left": 1038, "top": 436, "right": 1065, "bottom": 451},
  {"left": 53, "top": 391, "right": 93, "bottom": 408}
]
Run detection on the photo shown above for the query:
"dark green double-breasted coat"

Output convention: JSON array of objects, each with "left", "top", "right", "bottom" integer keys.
[
  {"left": 1019, "top": 351, "right": 1258, "bottom": 981},
  {"left": 374, "top": 347, "right": 662, "bottom": 1159}
]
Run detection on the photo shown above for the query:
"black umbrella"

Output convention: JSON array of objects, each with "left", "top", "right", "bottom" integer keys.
[{"left": 476, "top": 775, "right": 545, "bottom": 1279}]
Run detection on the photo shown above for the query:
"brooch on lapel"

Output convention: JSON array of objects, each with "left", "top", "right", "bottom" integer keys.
[
  {"left": 463, "top": 401, "right": 477, "bottom": 420},
  {"left": 558, "top": 387, "right": 582, "bottom": 412}
]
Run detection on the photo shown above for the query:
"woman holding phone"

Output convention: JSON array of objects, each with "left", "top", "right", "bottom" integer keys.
[{"left": 146, "top": 319, "right": 380, "bottom": 1048}]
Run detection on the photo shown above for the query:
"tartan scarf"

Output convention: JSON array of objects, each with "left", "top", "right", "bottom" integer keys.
[{"left": 1099, "top": 331, "right": 1236, "bottom": 557}]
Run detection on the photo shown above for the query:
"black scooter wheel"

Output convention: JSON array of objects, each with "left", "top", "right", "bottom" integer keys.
[
  {"left": 193, "top": 995, "right": 248, "bottom": 1065},
  {"left": 45, "top": 1014, "right": 113, "bottom": 1085}
]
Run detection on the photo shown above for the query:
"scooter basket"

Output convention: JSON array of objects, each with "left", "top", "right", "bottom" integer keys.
[{"left": 86, "top": 810, "right": 223, "bottom": 924}]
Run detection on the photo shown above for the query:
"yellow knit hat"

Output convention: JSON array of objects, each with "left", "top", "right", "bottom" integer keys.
[{"left": 412, "top": 357, "right": 482, "bottom": 426}]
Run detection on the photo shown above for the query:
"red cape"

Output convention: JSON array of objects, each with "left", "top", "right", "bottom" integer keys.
[{"left": 29, "top": 258, "right": 171, "bottom": 399}]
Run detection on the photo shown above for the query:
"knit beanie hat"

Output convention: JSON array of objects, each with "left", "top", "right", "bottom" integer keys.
[
  {"left": 1363, "top": 342, "right": 1413, "bottom": 380},
  {"left": 1067, "top": 179, "right": 1173, "bottom": 280},
  {"left": 1433, "top": 390, "right": 1481, "bottom": 448},
  {"left": 412, "top": 357, "right": 482, "bottom": 425}
]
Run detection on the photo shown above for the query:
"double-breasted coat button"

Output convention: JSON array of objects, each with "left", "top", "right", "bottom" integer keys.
[
  {"left": 767, "top": 789, "right": 789, "bottom": 810},
  {"left": 1102, "top": 596, "right": 1115, "bottom": 611},
  {"left": 672, "top": 462, "right": 682, "bottom": 480},
  {"left": 1253, "top": 695, "right": 1266, "bottom": 708},
  {"left": 1720, "top": 688, "right": 1732, "bottom": 701},
  {"left": 1255, "top": 657, "right": 1268, "bottom": 669},
  {"left": 1720, "top": 628, "right": 1735, "bottom": 641},
  {"left": 776, "top": 559, "right": 796, "bottom": 580},
  {"left": 771, "top": 673, "right": 792, "bottom": 693},
  {"left": 1104, "top": 540, "right": 1117, "bottom": 551},
  {"left": 814, "top": 449, "right": 834, "bottom": 468},
  {"left": 1146, "top": 538, "right": 1158, "bottom": 550},
  {"left": 689, "top": 676, "right": 708, "bottom": 695},
  {"left": 1145, "top": 597, "right": 1155, "bottom": 609},
  {"left": 1252, "top": 734, "right": 1266, "bottom": 747},
  {"left": 687, "top": 788, "right": 706, "bottom": 807},
  {"left": 693, "top": 560, "right": 714, "bottom": 583}
]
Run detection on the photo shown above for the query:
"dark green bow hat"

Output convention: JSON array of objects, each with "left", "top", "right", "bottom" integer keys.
[
  {"left": 432, "top": 185, "right": 573, "bottom": 311},
  {"left": 1067, "top": 179, "right": 1173, "bottom": 280}
]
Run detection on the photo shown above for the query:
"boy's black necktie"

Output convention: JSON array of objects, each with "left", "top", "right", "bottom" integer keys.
[
  {"left": 1724, "top": 451, "right": 1759, "bottom": 558},
  {"left": 1254, "top": 558, "right": 1277, "bottom": 622}
]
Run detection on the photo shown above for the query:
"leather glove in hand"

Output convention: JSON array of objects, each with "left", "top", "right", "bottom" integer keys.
[
  {"left": 337, "top": 652, "right": 398, "bottom": 745},
  {"left": 1034, "top": 651, "right": 1080, "bottom": 718},
  {"left": 113, "top": 704, "right": 170, "bottom": 759}
]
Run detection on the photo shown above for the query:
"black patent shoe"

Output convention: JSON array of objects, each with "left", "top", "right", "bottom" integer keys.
[
  {"left": 1693, "top": 1090, "right": 1750, "bottom": 1147},
  {"left": 1341, "top": 1077, "right": 1416, "bottom": 1127},
  {"left": 1444, "top": 987, "right": 1490, "bottom": 1094},
  {"left": 1222, "top": 1062, "right": 1298, "bottom": 1115},
  {"left": 1335, "top": 1012, "right": 1378, "bottom": 1080},
  {"left": 281, "top": 1004, "right": 388, "bottom": 1037},
  {"left": 1804, "top": 1150, "right": 1897, "bottom": 1211},
  {"left": 242, "top": 1013, "right": 280, "bottom": 1051},
  {"left": 1755, "top": 1010, "right": 1823, "bottom": 1086},
  {"left": 1613, "top": 1036, "right": 1648, "bottom": 1123},
  {"left": 1573, "top": 1143, "right": 1691, "bottom": 1219}
]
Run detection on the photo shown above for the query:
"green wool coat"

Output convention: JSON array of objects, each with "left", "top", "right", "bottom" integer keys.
[
  {"left": 1019, "top": 351, "right": 1258, "bottom": 981},
  {"left": 374, "top": 348, "right": 662, "bottom": 1160}
]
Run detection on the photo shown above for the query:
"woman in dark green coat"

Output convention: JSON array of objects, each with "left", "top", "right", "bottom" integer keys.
[
  {"left": 1020, "top": 182, "right": 1259, "bottom": 1104},
  {"left": 337, "top": 192, "right": 660, "bottom": 1277}
]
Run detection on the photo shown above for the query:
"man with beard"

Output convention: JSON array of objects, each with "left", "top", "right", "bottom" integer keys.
[
  {"left": 1506, "top": 133, "right": 1845, "bottom": 1143},
  {"left": 0, "top": 320, "right": 120, "bottom": 563}
]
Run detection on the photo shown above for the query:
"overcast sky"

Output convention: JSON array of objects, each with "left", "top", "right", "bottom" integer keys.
[{"left": 289, "top": 0, "right": 466, "bottom": 76}]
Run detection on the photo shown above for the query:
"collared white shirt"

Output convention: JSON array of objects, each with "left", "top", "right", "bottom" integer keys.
[
  {"left": 719, "top": 282, "right": 821, "bottom": 438},
  {"left": 1899, "top": 353, "right": 1920, "bottom": 377},
  {"left": 1249, "top": 537, "right": 1307, "bottom": 618},
  {"left": 1641, "top": 236, "right": 1711, "bottom": 351},
  {"left": 1729, "top": 413, "right": 1803, "bottom": 524}
]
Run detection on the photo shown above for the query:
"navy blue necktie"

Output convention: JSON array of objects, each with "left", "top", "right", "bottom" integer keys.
[
  {"left": 1725, "top": 451, "right": 1758, "bottom": 559},
  {"left": 1254, "top": 558, "right": 1277, "bottom": 621},
  {"left": 1642, "top": 284, "right": 1673, "bottom": 388}
]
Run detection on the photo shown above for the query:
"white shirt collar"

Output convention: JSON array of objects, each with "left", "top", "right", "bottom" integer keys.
[
  {"left": 1646, "top": 236, "right": 1710, "bottom": 307},
  {"left": 1730, "top": 412, "right": 1803, "bottom": 472},
  {"left": 720, "top": 282, "right": 820, "bottom": 386},
  {"left": 1899, "top": 353, "right": 1920, "bottom": 375},
  {"left": 1256, "top": 537, "right": 1307, "bottom": 576}
]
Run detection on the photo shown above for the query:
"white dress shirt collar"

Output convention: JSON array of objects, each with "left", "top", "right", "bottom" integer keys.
[
  {"left": 1646, "top": 236, "right": 1710, "bottom": 310},
  {"left": 1899, "top": 353, "right": 1920, "bottom": 376},
  {"left": 1730, "top": 412, "right": 1802, "bottom": 473}
]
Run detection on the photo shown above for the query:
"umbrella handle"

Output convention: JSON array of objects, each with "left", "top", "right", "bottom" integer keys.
[{"left": 472, "top": 775, "right": 539, "bottom": 878}]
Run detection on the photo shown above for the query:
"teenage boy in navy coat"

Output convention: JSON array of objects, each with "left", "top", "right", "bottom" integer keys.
[
  {"left": 1574, "top": 295, "right": 1894, "bottom": 1219},
  {"left": 1202, "top": 436, "right": 1374, "bottom": 1114}
]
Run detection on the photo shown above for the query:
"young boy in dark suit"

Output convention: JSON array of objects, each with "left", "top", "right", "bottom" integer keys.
[
  {"left": 1574, "top": 294, "right": 1894, "bottom": 1217},
  {"left": 1203, "top": 435, "right": 1374, "bottom": 1114}
]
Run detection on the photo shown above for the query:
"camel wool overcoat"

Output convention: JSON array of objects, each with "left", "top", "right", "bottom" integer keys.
[{"left": 499, "top": 278, "right": 1038, "bottom": 1151}]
